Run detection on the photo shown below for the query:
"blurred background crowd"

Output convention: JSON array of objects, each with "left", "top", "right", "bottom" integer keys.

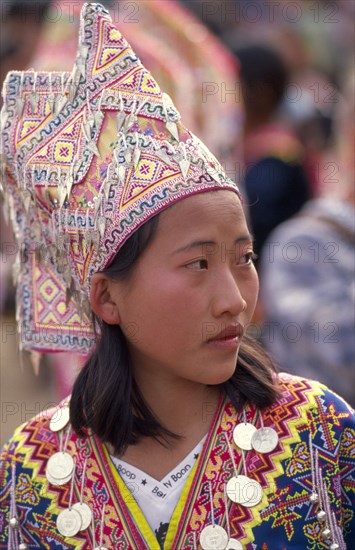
[{"left": 0, "top": 0, "right": 354, "bottom": 446}]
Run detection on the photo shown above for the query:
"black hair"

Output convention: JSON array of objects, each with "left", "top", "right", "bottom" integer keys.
[
  {"left": 235, "top": 45, "right": 289, "bottom": 115},
  {"left": 70, "top": 213, "right": 279, "bottom": 456}
]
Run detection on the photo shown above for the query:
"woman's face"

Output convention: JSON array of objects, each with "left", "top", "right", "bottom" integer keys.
[{"left": 111, "top": 190, "right": 259, "bottom": 386}]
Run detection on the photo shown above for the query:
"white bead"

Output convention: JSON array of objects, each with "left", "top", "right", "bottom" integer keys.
[
  {"left": 9, "top": 517, "right": 19, "bottom": 529},
  {"left": 310, "top": 492, "right": 319, "bottom": 503},
  {"left": 330, "top": 544, "right": 339, "bottom": 550},
  {"left": 317, "top": 510, "right": 326, "bottom": 522},
  {"left": 321, "top": 528, "right": 331, "bottom": 540},
  {"left": 19, "top": 544, "right": 28, "bottom": 550}
]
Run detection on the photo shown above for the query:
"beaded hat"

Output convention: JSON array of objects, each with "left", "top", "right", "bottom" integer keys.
[{"left": 0, "top": 2, "right": 240, "bottom": 355}]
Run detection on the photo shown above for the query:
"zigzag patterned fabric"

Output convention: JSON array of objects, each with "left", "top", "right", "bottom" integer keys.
[
  {"left": 30, "top": 0, "right": 241, "bottom": 168},
  {"left": 0, "top": 2, "right": 240, "bottom": 354},
  {"left": 1, "top": 374, "right": 354, "bottom": 548}
]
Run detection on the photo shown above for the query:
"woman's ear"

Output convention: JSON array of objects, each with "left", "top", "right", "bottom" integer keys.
[{"left": 89, "top": 273, "right": 121, "bottom": 325}]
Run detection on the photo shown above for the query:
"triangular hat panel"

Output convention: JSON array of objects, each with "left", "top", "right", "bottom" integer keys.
[{"left": 1, "top": 2, "right": 239, "bottom": 354}]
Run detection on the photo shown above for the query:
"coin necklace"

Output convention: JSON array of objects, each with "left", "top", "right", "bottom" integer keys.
[
  {"left": 223, "top": 484, "right": 243, "bottom": 550},
  {"left": 72, "top": 458, "right": 92, "bottom": 531},
  {"left": 251, "top": 411, "right": 279, "bottom": 454},
  {"left": 49, "top": 401, "right": 70, "bottom": 432},
  {"left": 232, "top": 409, "right": 257, "bottom": 451},
  {"left": 230, "top": 408, "right": 278, "bottom": 506},
  {"left": 92, "top": 505, "right": 108, "bottom": 550},
  {"left": 198, "top": 412, "right": 272, "bottom": 547},
  {"left": 224, "top": 432, "right": 263, "bottom": 508},
  {"left": 56, "top": 461, "right": 82, "bottom": 537},
  {"left": 46, "top": 427, "right": 74, "bottom": 486},
  {"left": 225, "top": 432, "right": 250, "bottom": 506},
  {"left": 239, "top": 448, "right": 263, "bottom": 507},
  {"left": 199, "top": 482, "right": 229, "bottom": 550},
  {"left": 233, "top": 409, "right": 279, "bottom": 454}
]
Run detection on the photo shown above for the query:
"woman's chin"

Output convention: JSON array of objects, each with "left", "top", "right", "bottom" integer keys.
[{"left": 200, "top": 362, "right": 237, "bottom": 386}]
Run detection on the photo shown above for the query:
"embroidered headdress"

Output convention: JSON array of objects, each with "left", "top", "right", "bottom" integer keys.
[{"left": 0, "top": 2, "right": 240, "bottom": 355}]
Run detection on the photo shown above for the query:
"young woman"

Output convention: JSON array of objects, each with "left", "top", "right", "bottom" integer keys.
[{"left": 1, "top": 4, "right": 354, "bottom": 549}]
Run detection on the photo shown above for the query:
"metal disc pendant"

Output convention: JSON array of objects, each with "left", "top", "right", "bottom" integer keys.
[
  {"left": 72, "top": 502, "right": 92, "bottom": 531},
  {"left": 200, "top": 524, "right": 228, "bottom": 549},
  {"left": 226, "top": 539, "right": 243, "bottom": 550},
  {"left": 46, "top": 468, "right": 73, "bottom": 486},
  {"left": 233, "top": 423, "right": 257, "bottom": 450},
  {"left": 47, "top": 452, "right": 74, "bottom": 481},
  {"left": 239, "top": 478, "right": 263, "bottom": 508},
  {"left": 50, "top": 405, "right": 70, "bottom": 432},
  {"left": 56, "top": 508, "right": 82, "bottom": 537},
  {"left": 251, "top": 427, "right": 279, "bottom": 454},
  {"left": 226, "top": 475, "right": 249, "bottom": 504},
  {"left": 226, "top": 475, "right": 262, "bottom": 507}
]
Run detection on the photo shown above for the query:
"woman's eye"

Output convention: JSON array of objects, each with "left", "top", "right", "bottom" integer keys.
[
  {"left": 240, "top": 252, "right": 258, "bottom": 265},
  {"left": 186, "top": 259, "right": 208, "bottom": 270}
]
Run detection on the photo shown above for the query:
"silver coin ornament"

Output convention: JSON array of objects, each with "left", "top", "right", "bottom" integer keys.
[
  {"left": 72, "top": 502, "right": 92, "bottom": 531},
  {"left": 56, "top": 508, "right": 82, "bottom": 537},
  {"left": 94, "top": 547, "right": 109, "bottom": 550},
  {"left": 251, "top": 427, "right": 279, "bottom": 454},
  {"left": 225, "top": 539, "right": 243, "bottom": 550},
  {"left": 47, "top": 452, "right": 74, "bottom": 481},
  {"left": 50, "top": 405, "right": 70, "bottom": 432},
  {"left": 46, "top": 468, "right": 73, "bottom": 486},
  {"left": 226, "top": 475, "right": 250, "bottom": 504},
  {"left": 226, "top": 475, "right": 262, "bottom": 507},
  {"left": 200, "top": 524, "right": 229, "bottom": 550},
  {"left": 239, "top": 478, "right": 263, "bottom": 508},
  {"left": 233, "top": 423, "right": 257, "bottom": 451},
  {"left": 18, "top": 544, "right": 28, "bottom": 550}
]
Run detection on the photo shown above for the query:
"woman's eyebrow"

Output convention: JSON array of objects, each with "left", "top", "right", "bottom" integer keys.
[{"left": 173, "top": 234, "right": 254, "bottom": 255}]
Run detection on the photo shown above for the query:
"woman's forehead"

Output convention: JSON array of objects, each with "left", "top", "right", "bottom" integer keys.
[{"left": 160, "top": 190, "right": 245, "bottom": 229}]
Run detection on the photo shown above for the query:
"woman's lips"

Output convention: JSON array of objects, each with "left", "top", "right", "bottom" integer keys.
[
  {"left": 206, "top": 324, "right": 243, "bottom": 351},
  {"left": 206, "top": 335, "right": 241, "bottom": 351}
]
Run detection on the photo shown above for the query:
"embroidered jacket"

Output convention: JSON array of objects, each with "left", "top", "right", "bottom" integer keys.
[{"left": 1, "top": 373, "right": 354, "bottom": 549}]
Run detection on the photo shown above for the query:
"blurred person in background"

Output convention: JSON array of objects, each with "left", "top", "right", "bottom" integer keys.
[
  {"left": 0, "top": 0, "right": 52, "bottom": 85},
  {"left": 259, "top": 68, "right": 355, "bottom": 406},
  {"left": 271, "top": 26, "right": 341, "bottom": 196},
  {"left": 192, "top": 1, "right": 351, "bottom": 197},
  {"left": 235, "top": 44, "right": 312, "bottom": 268}
]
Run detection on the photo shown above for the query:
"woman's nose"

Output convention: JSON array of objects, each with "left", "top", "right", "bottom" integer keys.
[{"left": 211, "top": 270, "right": 247, "bottom": 318}]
